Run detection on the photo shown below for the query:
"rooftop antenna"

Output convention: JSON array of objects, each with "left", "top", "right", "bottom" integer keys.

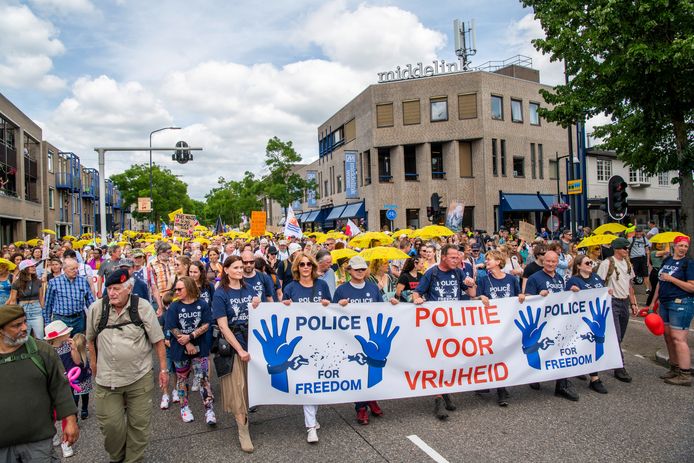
[{"left": 454, "top": 19, "right": 477, "bottom": 71}]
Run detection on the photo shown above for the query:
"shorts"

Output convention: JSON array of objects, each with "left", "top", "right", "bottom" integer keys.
[
  {"left": 660, "top": 297, "right": 694, "bottom": 330},
  {"left": 631, "top": 256, "right": 648, "bottom": 278}
]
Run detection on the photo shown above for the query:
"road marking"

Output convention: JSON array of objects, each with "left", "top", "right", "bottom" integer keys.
[
  {"left": 634, "top": 354, "right": 646, "bottom": 359},
  {"left": 407, "top": 435, "right": 450, "bottom": 463}
]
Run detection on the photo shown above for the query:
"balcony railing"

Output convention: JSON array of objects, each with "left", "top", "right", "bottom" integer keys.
[{"left": 56, "top": 172, "right": 81, "bottom": 191}]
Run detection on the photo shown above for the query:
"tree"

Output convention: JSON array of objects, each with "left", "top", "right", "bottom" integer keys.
[
  {"left": 522, "top": 0, "right": 694, "bottom": 241},
  {"left": 110, "top": 163, "right": 192, "bottom": 225},
  {"left": 261, "top": 137, "right": 316, "bottom": 210},
  {"left": 204, "top": 173, "right": 263, "bottom": 228}
]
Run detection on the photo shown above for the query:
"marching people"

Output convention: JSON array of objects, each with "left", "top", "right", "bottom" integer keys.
[
  {"left": 44, "top": 258, "right": 95, "bottom": 335},
  {"left": 649, "top": 235, "right": 694, "bottom": 386},
  {"left": 8, "top": 259, "right": 44, "bottom": 339},
  {"left": 149, "top": 242, "right": 177, "bottom": 316},
  {"left": 395, "top": 257, "right": 424, "bottom": 302},
  {"left": 86, "top": 269, "right": 167, "bottom": 463},
  {"left": 189, "top": 261, "right": 215, "bottom": 306},
  {"left": 0, "top": 258, "right": 15, "bottom": 305},
  {"left": 241, "top": 250, "right": 274, "bottom": 302},
  {"left": 0, "top": 304, "right": 79, "bottom": 461},
  {"left": 281, "top": 252, "right": 331, "bottom": 443}
]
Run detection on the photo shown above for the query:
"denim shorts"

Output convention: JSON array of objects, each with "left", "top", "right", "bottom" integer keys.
[{"left": 660, "top": 297, "right": 694, "bottom": 330}]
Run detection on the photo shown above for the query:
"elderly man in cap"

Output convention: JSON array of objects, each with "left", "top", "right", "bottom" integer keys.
[
  {"left": 596, "top": 237, "right": 638, "bottom": 382},
  {"left": 0, "top": 304, "right": 79, "bottom": 461},
  {"left": 87, "top": 269, "right": 167, "bottom": 463}
]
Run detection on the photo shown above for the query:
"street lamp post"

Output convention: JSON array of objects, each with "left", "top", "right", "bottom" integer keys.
[
  {"left": 555, "top": 151, "right": 580, "bottom": 235},
  {"left": 149, "top": 127, "right": 181, "bottom": 223}
]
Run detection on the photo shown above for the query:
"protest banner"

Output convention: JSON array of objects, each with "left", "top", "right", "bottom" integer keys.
[
  {"left": 173, "top": 213, "right": 196, "bottom": 235},
  {"left": 250, "top": 211, "right": 267, "bottom": 237},
  {"left": 518, "top": 220, "right": 536, "bottom": 243},
  {"left": 248, "top": 288, "right": 621, "bottom": 406}
]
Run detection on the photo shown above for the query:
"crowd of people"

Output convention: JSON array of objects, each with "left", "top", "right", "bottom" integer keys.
[{"left": 0, "top": 221, "right": 692, "bottom": 461}]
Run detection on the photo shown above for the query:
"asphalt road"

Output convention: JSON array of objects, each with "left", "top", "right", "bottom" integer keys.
[{"left": 66, "top": 287, "right": 694, "bottom": 463}]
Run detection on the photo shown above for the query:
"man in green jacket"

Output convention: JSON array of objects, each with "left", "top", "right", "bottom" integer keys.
[{"left": 0, "top": 304, "right": 79, "bottom": 462}]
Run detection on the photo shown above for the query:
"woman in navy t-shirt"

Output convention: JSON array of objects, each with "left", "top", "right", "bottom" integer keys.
[
  {"left": 650, "top": 236, "right": 694, "bottom": 386},
  {"left": 189, "top": 261, "right": 215, "bottom": 306},
  {"left": 281, "top": 252, "right": 331, "bottom": 444},
  {"left": 211, "top": 255, "right": 260, "bottom": 453},
  {"left": 164, "top": 276, "right": 214, "bottom": 424}
]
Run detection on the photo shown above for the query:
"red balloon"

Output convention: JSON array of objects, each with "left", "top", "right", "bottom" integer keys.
[
  {"left": 637, "top": 308, "right": 650, "bottom": 318},
  {"left": 644, "top": 313, "right": 664, "bottom": 336}
]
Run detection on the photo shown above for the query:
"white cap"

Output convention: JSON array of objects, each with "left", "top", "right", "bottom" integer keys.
[{"left": 288, "top": 243, "right": 302, "bottom": 255}]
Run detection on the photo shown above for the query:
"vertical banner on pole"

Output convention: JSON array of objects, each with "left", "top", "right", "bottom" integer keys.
[
  {"left": 344, "top": 151, "right": 358, "bottom": 199},
  {"left": 306, "top": 171, "right": 317, "bottom": 208}
]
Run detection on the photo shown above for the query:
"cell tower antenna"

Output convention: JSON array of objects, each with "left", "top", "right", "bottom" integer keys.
[{"left": 454, "top": 19, "right": 477, "bottom": 71}]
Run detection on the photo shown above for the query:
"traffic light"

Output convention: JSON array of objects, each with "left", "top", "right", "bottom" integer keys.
[
  {"left": 172, "top": 141, "right": 192, "bottom": 164},
  {"left": 607, "top": 175, "right": 628, "bottom": 220},
  {"left": 430, "top": 193, "right": 443, "bottom": 223}
]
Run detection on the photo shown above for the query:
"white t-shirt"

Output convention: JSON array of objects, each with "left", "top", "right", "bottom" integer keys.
[{"left": 597, "top": 257, "right": 634, "bottom": 299}]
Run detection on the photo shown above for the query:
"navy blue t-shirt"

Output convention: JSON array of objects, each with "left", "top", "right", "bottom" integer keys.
[
  {"left": 282, "top": 279, "right": 331, "bottom": 303},
  {"left": 565, "top": 273, "right": 605, "bottom": 291},
  {"left": 332, "top": 281, "right": 384, "bottom": 303},
  {"left": 198, "top": 283, "right": 215, "bottom": 306},
  {"left": 658, "top": 257, "right": 694, "bottom": 302},
  {"left": 415, "top": 266, "right": 470, "bottom": 301},
  {"left": 164, "top": 299, "right": 213, "bottom": 362},
  {"left": 525, "top": 270, "right": 565, "bottom": 295},
  {"left": 244, "top": 272, "right": 275, "bottom": 301},
  {"left": 478, "top": 273, "right": 520, "bottom": 299},
  {"left": 212, "top": 285, "right": 254, "bottom": 327},
  {"left": 462, "top": 262, "right": 474, "bottom": 281}
]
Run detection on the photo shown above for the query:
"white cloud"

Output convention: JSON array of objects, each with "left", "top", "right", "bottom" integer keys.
[
  {"left": 0, "top": 3, "right": 66, "bottom": 90},
  {"left": 503, "top": 13, "right": 565, "bottom": 85},
  {"left": 28, "top": 0, "right": 97, "bottom": 16}
]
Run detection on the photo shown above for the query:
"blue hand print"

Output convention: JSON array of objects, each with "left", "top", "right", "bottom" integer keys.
[
  {"left": 582, "top": 297, "right": 610, "bottom": 360},
  {"left": 253, "top": 314, "right": 306, "bottom": 393},
  {"left": 514, "top": 306, "right": 554, "bottom": 370},
  {"left": 354, "top": 313, "right": 400, "bottom": 387}
]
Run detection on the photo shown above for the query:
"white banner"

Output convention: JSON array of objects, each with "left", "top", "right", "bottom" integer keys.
[{"left": 248, "top": 288, "right": 622, "bottom": 406}]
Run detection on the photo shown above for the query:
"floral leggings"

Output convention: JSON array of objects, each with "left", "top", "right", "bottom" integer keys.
[{"left": 173, "top": 357, "right": 214, "bottom": 410}]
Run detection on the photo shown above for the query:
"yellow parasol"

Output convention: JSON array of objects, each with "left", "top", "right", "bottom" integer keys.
[
  {"left": 576, "top": 234, "right": 618, "bottom": 249},
  {"left": 26, "top": 238, "right": 42, "bottom": 247},
  {"left": 0, "top": 258, "right": 17, "bottom": 271},
  {"left": 330, "top": 248, "right": 358, "bottom": 261},
  {"left": 649, "top": 232, "right": 688, "bottom": 244},
  {"left": 13, "top": 241, "right": 26, "bottom": 247},
  {"left": 41, "top": 229, "right": 56, "bottom": 235},
  {"left": 62, "top": 235, "right": 77, "bottom": 241},
  {"left": 393, "top": 229, "right": 416, "bottom": 238},
  {"left": 412, "top": 225, "right": 455, "bottom": 240},
  {"left": 348, "top": 232, "right": 393, "bottom": 249},
  {"left": 593, "top": 223, "right": 627, "bottom": 235},
  {"left": 358, "top": 246, "right": 411, "bottom": 261},
  {"left": 170, "top": 244, "right": 182, "bottom": 253}
]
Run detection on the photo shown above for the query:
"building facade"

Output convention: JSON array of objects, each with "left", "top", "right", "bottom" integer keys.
[{"left": 268, "top": 62, "right": 574, "bottom": 233}]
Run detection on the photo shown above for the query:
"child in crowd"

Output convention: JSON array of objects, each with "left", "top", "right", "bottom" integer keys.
[
  {"left": 159, "top": 291, "right": 178, "bottom": 409},
  {"left": 69, "top": 333, "right": 93, "bottom": 419}
]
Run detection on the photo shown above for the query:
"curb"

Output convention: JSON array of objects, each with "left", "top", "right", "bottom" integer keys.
[{"left": 654, "top": 349, "right": 694, "bottom": 367}]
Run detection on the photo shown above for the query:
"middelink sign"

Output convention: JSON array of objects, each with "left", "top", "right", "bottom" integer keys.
[{"left": 377, "top": 60, "right": 462, "bottom": 83}]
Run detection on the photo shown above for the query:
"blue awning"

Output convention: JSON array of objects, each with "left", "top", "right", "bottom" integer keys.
[
  {"left": 278, "top": 217, "right": 286, "bottom": 226},
  {"left": 303, "top": 210, "right": 320, "bottom": 223},
  {"left": 340, "top": 202, "right": 365, "bottom": 219},
  {"left": 539, "top": 194, "right": 557, "bottom": 208},
  {"left": 500, "top": 193, "right": 549, "bottom": 211},
  {"left": 325, "top": 205, "right": 346, "bottom": 221},
  {"left": 297, "top": 212, "right": 307, "bottom": 221}
]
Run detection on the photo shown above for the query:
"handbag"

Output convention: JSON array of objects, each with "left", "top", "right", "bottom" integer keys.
[{"left": 212, "top": 336, "right": 235, "bottom": 378}]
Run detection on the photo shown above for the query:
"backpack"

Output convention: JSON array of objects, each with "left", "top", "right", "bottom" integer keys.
[
  {"left": 628, "top": 237, "right": 647, "bottom": 255},
  {"left": 0, "top": 336, "right": 47, "bottom": 377},
  {"left": 604, "top": 256, "right": 633, "bottom": 282},
  {"left": 96, "top": 293, "right": 145, "bottom": 336}
]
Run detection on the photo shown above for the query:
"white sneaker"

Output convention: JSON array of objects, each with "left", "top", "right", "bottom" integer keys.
[
  {"left": 315, "top": 421, "right": 320, "bottom": 430},
  {"left": 180, "top": 406, "right": 194, "bottom": 423},
  {"left": 160, "top": 394, "right": 170, "bottom": 410},
  {"left": 61, "top": 442, "right": 74, "bottom": 458},
  {"left": 191, "top": 376, "right": 201, "bottom": 392},
  {"left": 205, "top": 409, "right": 216, "bottom": 425},
  {"left": 52, "top": 433, "right": 61, "bottom": 446},
  {"left": 172, "top": 393, "right": 180, "bottom": 404},
  {"left": 307, "top": 427, "right": 319, "bottom": 443}
]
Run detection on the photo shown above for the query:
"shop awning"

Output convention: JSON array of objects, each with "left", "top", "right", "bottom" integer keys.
[
  {"left": 303, "top": 210, "right": 321, "bottom": 223},
  {"left": 340, "top": 202, "right": 365, "bottom": 219},
  {"left": 325, "top": 205, "right": 346, "bottom": 221},
  {"left": 500, "top": 193, "right": 549, "bottom": 211},
  {"left": 296, "top": 212, "right": 307, "bottom": 221},
  {"left": 278, "top": 217, "right": 286, "bottom": 226}
]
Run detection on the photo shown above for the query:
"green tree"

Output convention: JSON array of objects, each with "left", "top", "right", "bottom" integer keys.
[
  {"left": 204, "top": 173, "right": 263, "bottom": 228},
  {"left": 110, "top": 163, "right": 191, "bottom": 225},
  {"left": 522, "top": 0, "right": 694, "bottom": 240},
  {"left": 262, "top": 137, "right": 316, "bottom": 210}
]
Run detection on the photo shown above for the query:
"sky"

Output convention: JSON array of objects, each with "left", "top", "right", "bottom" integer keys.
[{"left": 0, "top": 0, "right": 576, "bottom": 200}]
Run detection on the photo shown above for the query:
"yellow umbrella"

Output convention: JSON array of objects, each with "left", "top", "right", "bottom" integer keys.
[
  {"left": 26, "top": 238, "right": 42, "bottom": 247},
  {"left": 358, "top": 246, "right": 411, "bottom": 261},
  {"left": 348, "top": 232, "right": 393, "bottom": 249},
  {"left": 393, "top": 229, "right": 416, "bottom": 238},
  {"left": 62, "top": 235, "right": 77, "bottom": 241},
  {"left": 13, "top": 241, "right": 25, "bottom": 247},
  {"left": 0, "top": 258, "right": 17, "bottom": 271},
  {"left": 330, "top": 248, "right": 358, "bottom": 261},
  {"left": 194, "top": 225, "right": 208, "bottom": 232},
  {"left": 143, "top": 245, "right": 156, "bottom": 254},
  {"left": 649, "top": 232, "right": 688, "bottom": 244},
  {"left": 170, "top": 244, "right": 182, "bottom": 252},
  {"left": 576, "top": 234, "right": 618, "bottom": 249},
  {"left": 412, "top": 225, "right": 455, "bottom": 239},
  {"left": 593, "top": 223, "right": 627, "bottom": 235},
  {"left": 41, "top": 229, "right": 56, "bottom": 235}
]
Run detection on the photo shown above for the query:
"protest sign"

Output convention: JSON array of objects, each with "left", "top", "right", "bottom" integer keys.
[
  {"left": 173, "top": 213, "right": 196, "bottom": 235},
  {"left": 248, "top": 288, "right": 621, "bottom": 406},
  {"left": 250, "top": 211, "right": 267, "bottom": 237},
  {"left": 518, "top": 221, "right": 536, "bottom": 243}
]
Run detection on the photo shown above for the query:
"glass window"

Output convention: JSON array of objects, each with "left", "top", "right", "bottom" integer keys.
[
  {"left": 511, "top": 99, "right": 523, "bottom": 123},
  {"left": 513, "top": 157, "right": 525, "bottom": 177},
  {"left": 47, "top": 151, "right": 54, "bottom": 172},
  {"left": 378, "top": 148, "right": 392, "bottom": 182},
  {"left": 658, "top": 172, "right": 669, "bottom": 186},
  {"left": 491, "top": 95, "right": 503, "bottom": 120},
  {"left": 530, "top": 143, "right": 536, "bottom": 179},
  {"left": 337, "top": 175, "right": 342, "bottom": 194},
  {"left": 529, "top": 102, "right": 540, "bottom": 125},
  {"left": 492, "top": 139, "right": 498, "bottom": 177},
  {"left": 404, "top": 144, "right": 418, "bottom": 181},
  {"left": 431, "top": 142, "right": 444, "bottom": 179},
  {"left": 596, "top": 159, "right": 612, "bottom": 182},
  {"left": 48, "top": 188, "right": 54, "bottom": 209},
  {"left": 549, "top": 160, "right": 559, "bottom": 180},
  {"left": 430, "top": 98, "right": 448, "bottom": 122},
  {"left": 500, "top": 140, "right": 507, "bottom": 176},
  {"left": 406, "top": 208, "right": 420, "bottom": 229},
  {"left": 538, "top": 144, "right": 544, "bottom": 179}
]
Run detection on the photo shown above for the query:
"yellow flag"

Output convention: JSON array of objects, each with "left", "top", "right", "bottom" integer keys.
[{"left": 168, "top": 208, "right": 183, "bottom": 222}]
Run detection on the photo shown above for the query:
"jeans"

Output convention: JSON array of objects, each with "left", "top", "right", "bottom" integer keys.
[
  {"left": 660, "top": 297, "right": 694, "bottom": 330},
  {"left": 20, "top": 300, "right": 44, "bottom": 339},
  {"left": 52, "top": 312, "right": 86, "bottom": 336}
]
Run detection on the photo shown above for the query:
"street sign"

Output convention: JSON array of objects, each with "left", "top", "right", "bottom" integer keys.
[
  {"left": 386, "top": 209, "right": 397, "bottom": 221},
  {"left": 547, "top": 215, "right": 560, "bottom": 233},
  {"left": 567, "top": 179, "right": 583, "bottom": 195},
  {"left": 138, "top": 197, "right": 152, "bottom": 213}
]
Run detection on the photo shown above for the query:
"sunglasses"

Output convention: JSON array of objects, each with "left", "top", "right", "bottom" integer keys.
[
  {"left": 351, "top": 268, "right": 367, "bottom": 272},
  {"left": 298, "top": 262, "right": 313, "bottom": 268},
  {"left": 174, "top": 287, "right": 184, "bottom": 292},
  {"left": 583, "top": 260, "right": 594, "bottom": 266},
  {"left": 537, "top": 252, "right": 546, "bottom": 256},
  {"left": 242, "top": 260, "right": 255, "bottom": 265}
]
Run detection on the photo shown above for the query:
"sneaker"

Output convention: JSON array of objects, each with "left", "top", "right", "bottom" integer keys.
[
  {"left": 356, "top": 407, "right": 369, "bottom": 425},
  {"left": 307, "top": 426, "right": 319, "bottom": 443},
  {"left": 588, "top": 379, "right": 608, "bottom": 394},
  {"left": 172, "top": 393, "right": 180, "bottom": 404},
  {"left": 52, "top": 433, "right": 61, "bottom": 446},
  {"left": 496, "top": 388, "right": 510, "bottom": 407},
  {"left": 434, "top": 397, "right": 448, "bottom": 420},
  {"left": 555, "top": 379, "right": 579, "bottom": 401},
  {"left": 442, "top": 393, "right": 456, "bottom": 411},
  {"left": 205, "top": 409, "right": 216, "bottom": 426},
  {"left": 160, "top": 394, "right": 170, "bottom": 410},
  {"left": 368, "top": 401, "right": 383, "bottom": 417},
  {"left": 614, "top": 368, "right": 632, "bottom": 383},
  {"left": 659, "top": 365, "right": 679, "bottom": 380},
  {"left": 180, "top": 406, "right": 194, "bottom": 423},
  {"left": 191, "top": 376, "right": 201, "bottom": 392},
  {"left": 80, "top": 409, "right": 89, "bottom": 420},
  {"left": 61, "top": 442, "right": 74, "bottom": 458}
]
